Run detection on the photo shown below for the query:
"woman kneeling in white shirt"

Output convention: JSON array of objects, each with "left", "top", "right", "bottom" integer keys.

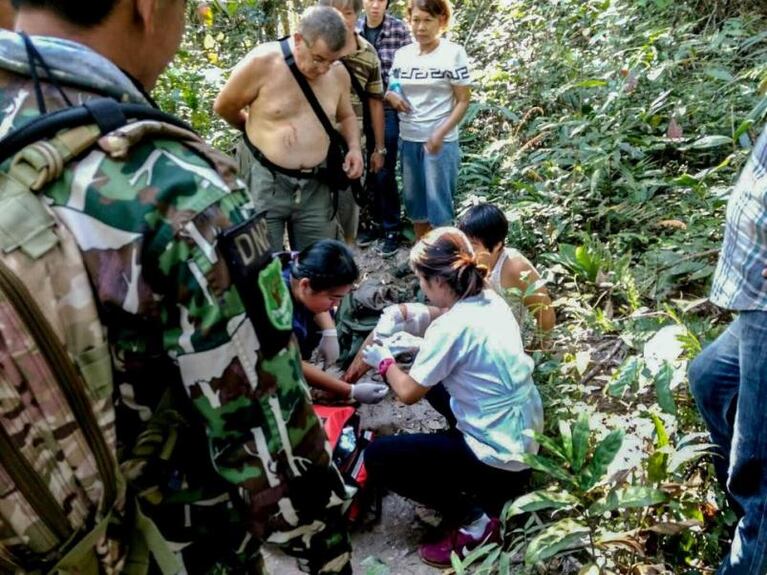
[{"left": 362, "top": 227, "right": 543, "bottom": 567}]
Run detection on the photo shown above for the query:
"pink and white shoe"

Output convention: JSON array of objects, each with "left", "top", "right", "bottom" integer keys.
[{"left": 418, "top": 517, "right": 501, "bottom": 567}]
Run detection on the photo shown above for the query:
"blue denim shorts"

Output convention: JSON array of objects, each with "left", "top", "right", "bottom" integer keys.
[{"left": 399, "top": 139, "right": 460, "bottom": 227}]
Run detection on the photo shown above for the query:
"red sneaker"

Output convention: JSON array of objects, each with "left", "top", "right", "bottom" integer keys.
[{"left": 418, "top": 517, "right": 500, "bottom": 567}]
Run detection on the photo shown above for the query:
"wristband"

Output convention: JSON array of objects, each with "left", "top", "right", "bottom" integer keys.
[{"left": 377, "top": 357, "right": 395, "bottom": 377}]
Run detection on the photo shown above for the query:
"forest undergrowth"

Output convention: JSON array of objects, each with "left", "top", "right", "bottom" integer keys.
[{"left": 159, "top": 1, "right": 767, "bottom": 572}]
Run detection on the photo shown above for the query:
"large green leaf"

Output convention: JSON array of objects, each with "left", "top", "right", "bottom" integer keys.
[
  {"left": 589, "top": 486, "right": 668, "bottom": 516},
  {"left": 734, "top": 118, "right": 754, "bottom": 140},
  {"left": 647, "top": 413, "right": 670, "bottom": 483},
  {"left": 608, "top": 356, "right": 642, "bottom": 397},
  {"left": 506, "top": 490, "right": 580, "bottom": 518},
  {"left": 559, "top": 420, "right": 574, "bottom": 461},
  {"left": 704, "top": 67, "right": 735, "bottom": 82},
  {"left": 456, "top": 543, "right": 499, "bottom": 571},
  {"left": 650, "top": 413, "right": 669, "bottom": 448},
  {"left": 653, "top": 361, "right": 677, "bottom": 415},
  {"left": 647, "top": 450, "right": 669, "bottom": 484},
  {"left": 668, "top": 443, "right": 717, "bottom": 474},
  {"left": 521, "top": 452, "right": 575, "bottom": 486},
  {"left": 524, "top": 519, "right": 590, "bottom": 565},
  {"left": 681, "top": 135, "right": 732, "bottom": 150},
  {"left": 451, "top": 551, "right": 465, "bottom": 574},
  {"left": 497, "top": 551, "right": 510, "bottom": 575},
  {"left": 575, "top": 245, "right": 600, "bottom": 281},
  {"left": 533, "top": 431, "right": 569, "bottom": 463},
  {"left": 583, "top": 430, "right": 624, "bottom": 489},
  {"left": 573, "top": 79, "right": 609, "bottom": 88},
  {"left": 571, "top": 412, "right": 590, "bottom": 473},
  {"left": 476, "top": 546, "right": 502, "bottom": 573}
]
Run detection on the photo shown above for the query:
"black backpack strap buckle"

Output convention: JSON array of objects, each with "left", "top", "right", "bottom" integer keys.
[{"left": 83, "top": 98, "right": 128, "bottom": 135}]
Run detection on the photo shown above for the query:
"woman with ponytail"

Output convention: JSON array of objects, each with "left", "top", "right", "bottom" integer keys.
[{"left": 362, "top": 227, "right": 543, "bottom": 567}]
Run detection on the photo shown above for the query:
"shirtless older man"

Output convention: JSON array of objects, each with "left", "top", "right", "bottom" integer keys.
[{"left": 215, "top": 6, "right": 363, "bottom": 251}]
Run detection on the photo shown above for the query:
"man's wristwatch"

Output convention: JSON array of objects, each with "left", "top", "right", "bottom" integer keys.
[{"left": 373, "top": 147, "right": 387, "bottom": 156}]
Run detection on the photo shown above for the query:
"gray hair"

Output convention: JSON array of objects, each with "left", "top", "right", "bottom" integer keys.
[
  {"left": 298, "top": 6, "right": 347, "bottom": 53},
  {"left": 317, "top": 0, "right": 364, "bottom": 14}
]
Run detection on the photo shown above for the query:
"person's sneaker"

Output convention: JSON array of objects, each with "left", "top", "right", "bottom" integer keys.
[
  {"left": 357, "top": 228, "right": 380, "bottom": 248},
  {"left": 379, "top": 232, "right": 399, "bottom": 257},
  {"left": 418, "top": 517, "right": 500, "bottom": 567}
]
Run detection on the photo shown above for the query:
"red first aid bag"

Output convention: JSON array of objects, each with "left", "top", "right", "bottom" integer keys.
[{"left": 313, "top": 405, "right": 378, "bottom": 523}]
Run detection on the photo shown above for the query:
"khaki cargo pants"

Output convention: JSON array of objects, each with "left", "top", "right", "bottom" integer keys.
[
  {"left": 336, "top": 129, "right": 366, "bottom": 245},
  {"left": 238, "top": 139, "right": 341, "bottom": 252}
]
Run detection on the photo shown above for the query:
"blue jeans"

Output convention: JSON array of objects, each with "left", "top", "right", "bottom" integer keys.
[
  {"left": 399, "top": 139, "right": 459, "bottom": 227},
  {"left": 368, "top": 108, "right": 402, "bottom": 233},
  {"left": 689, "top": 311, "right": 767, "bottom": 575}
]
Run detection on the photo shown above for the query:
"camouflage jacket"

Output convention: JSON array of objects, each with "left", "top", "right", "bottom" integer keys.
[{"left": 0, "top": 31, "right": 348, "bottom": 573}]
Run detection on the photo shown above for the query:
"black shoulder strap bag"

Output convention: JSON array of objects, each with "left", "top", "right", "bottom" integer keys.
[{"left": 279, "top": 38, "right": 365, "bottom": 207}]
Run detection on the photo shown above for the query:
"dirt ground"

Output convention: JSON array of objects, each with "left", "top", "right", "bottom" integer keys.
[
  {"left": 264, "top": 395, "right": 448, "bottom": 575},
  {"left": 265, "top": 243, "right": 451, "bottom": 574}
]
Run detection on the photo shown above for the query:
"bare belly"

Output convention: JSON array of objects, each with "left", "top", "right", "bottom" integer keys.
[{"left": 245, "top": 114, "right": 330, "bottom": 169}]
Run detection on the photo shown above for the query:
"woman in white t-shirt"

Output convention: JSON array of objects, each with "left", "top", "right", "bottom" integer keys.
[
  {"left": 362, "top": 227, "right": 543, "bottom": 568},
  {"left": 385, "top": 0, "right": 471, "bottom": 241}
]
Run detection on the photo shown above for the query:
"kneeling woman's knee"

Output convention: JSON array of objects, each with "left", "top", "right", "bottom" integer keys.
[{"left": 363, "top": 437, "right": 391, "bottom": 474}]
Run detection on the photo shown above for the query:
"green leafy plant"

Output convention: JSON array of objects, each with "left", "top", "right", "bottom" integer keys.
[
  {"left": 454, "top": 407, "right": 716, "bottom": 573},
  {"left": 502, "top": 414, "right": 668, "bottom": 569},
  {"left": 550, "top": 241, "right": 612, "bottom": 285}
]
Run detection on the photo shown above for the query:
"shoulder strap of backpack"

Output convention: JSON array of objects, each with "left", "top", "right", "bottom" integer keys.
[
  {"left": 0, "top": 97, "right": 193, "bottom": 161},
  {"left": 279, "top": 38, "right": 344, "bottom": 147}
]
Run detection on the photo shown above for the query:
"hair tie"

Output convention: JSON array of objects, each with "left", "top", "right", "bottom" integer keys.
[{"left": 289, "top": 255, "right": 301, "bottom": 278}]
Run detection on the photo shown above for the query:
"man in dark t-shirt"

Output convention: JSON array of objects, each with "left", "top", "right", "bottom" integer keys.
[{"left": 356, "top": 0, "right": 412, "bottom": 256}]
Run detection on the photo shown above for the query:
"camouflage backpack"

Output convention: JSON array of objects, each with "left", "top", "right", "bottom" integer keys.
[{"left": 0, "top": 99, "right": 206, "bottom": 575}]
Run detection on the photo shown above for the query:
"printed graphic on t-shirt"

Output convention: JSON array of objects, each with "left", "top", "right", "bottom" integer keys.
[{"left": 394, "top": 66, "right": 470, "bottom": 81}]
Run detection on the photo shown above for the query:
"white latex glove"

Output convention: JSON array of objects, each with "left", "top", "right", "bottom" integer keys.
[
  {"left": 317, "top": 329, "right": 340, "bottom": 367},
  {"left": 349, "top": 382, "right": 389, "bottom": 404},
  {"left": 384, "top": 332, "right": 424, "bottom": 358},
  {"left": 374, "top": 303, "right": 431, "bottom": 339},
  {"left": 373, "top": 305, "right": 403, "bottom": 339},
  {"left": 361, "top": 343, "right": 394, "bottom": 370}
]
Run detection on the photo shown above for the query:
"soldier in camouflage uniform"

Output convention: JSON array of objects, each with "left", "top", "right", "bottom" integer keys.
[{"left": 1, "top": 0, "right": 353, "bottom": 573}]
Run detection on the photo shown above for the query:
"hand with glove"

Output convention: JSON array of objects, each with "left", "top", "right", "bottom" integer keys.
[
  {"left": 362, "top": 341, "right": 426, "bottom": 406},
  {"left": 349, "top": 382, "right": 389, "bottom": 404},
  {"left": 362, "top": 342, "right": 395, "bottom": 373},
  {"left": 385, "top": 331, "right": 424, "bottom": 359},
  {"left": 374, "top": 303, "right": 432, "bottom": 339},
  {"left": 316, "top": 329, "right": 340, "bottom": 368}
]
